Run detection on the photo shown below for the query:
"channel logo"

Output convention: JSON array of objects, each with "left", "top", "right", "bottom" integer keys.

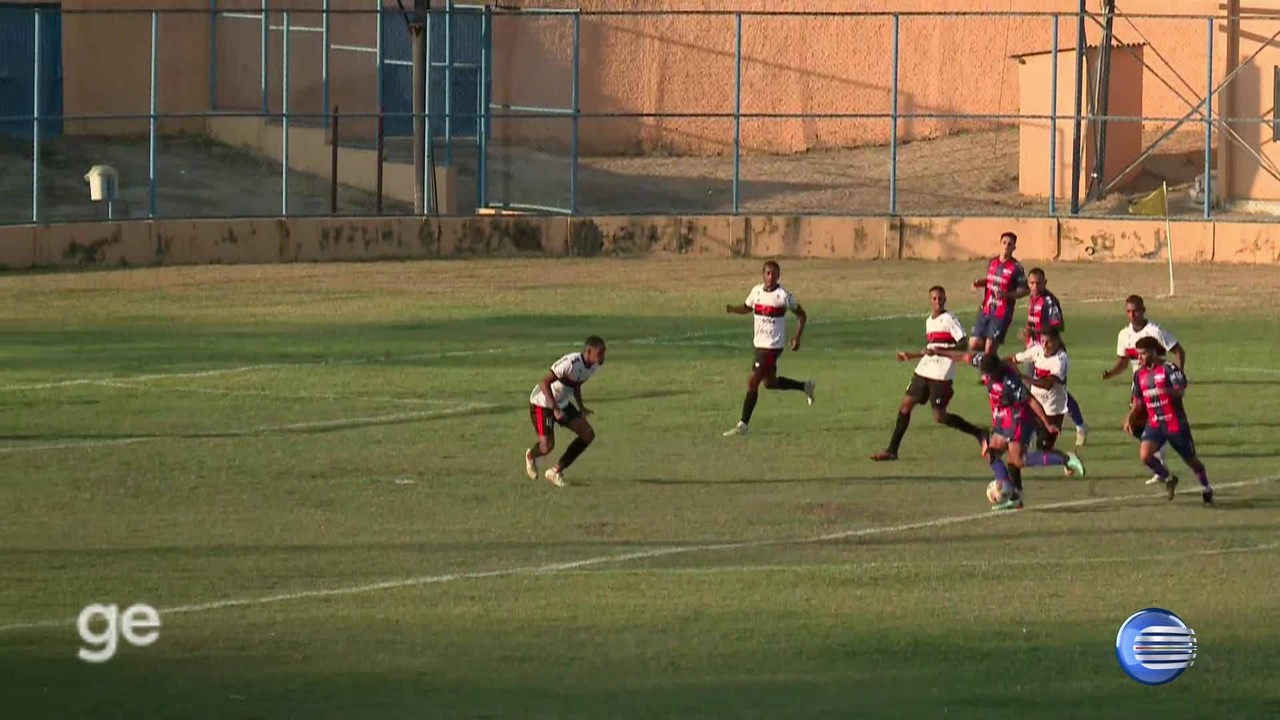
[{"left": 1115, "top": 607, "right": 1197, "bottom": 685}]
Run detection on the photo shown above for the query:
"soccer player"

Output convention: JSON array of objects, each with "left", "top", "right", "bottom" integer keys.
[
  {"left": 1102, "top": 294, "right": 1186, "bottom": 483},
  {"left": 1125, "top": 336, "right": 1214, "bottom": 506},
  {"left": 526, "top": 336, "right": 607, "bottom": 487},
  {"left": 929, "top": 348, "right": 1079, "bottom": 510},
  {"left": 968, "top": 231, "right": 1029, "bottom": 354},
  {"left": 870, "top": 286, "right": 987, "bottom": 461},
  {"left": 723, "top": 260, "right": 816, "bottom": 437},
  {"left": 1021, "top": 268, "right": 1089, "bottom": 446},
  {"left": 1008, "top": 328, "right": 1087, "bottom": 476}
]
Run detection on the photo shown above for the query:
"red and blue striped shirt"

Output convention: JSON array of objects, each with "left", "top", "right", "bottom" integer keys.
[{"left": 1132, "top": 362, "right": 1189, "bottom": 433}]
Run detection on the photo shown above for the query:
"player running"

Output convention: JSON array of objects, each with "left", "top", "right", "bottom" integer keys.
[
  {"left": 929, "top": 348, "right": 1081, "bottom": 511},
  {"left": 723, "top": 260, "right": 816, "bottom": 437},
  {"left": 526, "top": 336, "right": 607, "bottom": 487},
  {"left": 1125, "top": 336, "right": 1214, "bottom": 506},
  {"left": 1008, "top": 328, "right": 1087, "bottom": 477},
  {"left": 968, "top": 231, "right": 1029, "bottom": 354},
  {"left": 1021, "top": 268, "right": 1089, "bottom": 446},
  {"left": 1102, "top": 294, "right": 1186, "bottom": 484},
  {"left": 870, "top": 286, "right": 987, "bottom": 461}
]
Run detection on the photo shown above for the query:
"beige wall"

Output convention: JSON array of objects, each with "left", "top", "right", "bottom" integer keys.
[
  {"left": 4, "top": 214, "right": 1277, "bottom": 270},
  {"left": 1220, "top": 2, "right": 1280, "bottom": 203}
]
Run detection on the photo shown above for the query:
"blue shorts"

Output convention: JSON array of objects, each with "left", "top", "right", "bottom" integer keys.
[
  {"left": 993, "top": 406, "right": 1037, "bottom": 445},
  {"left": 1141, "top": 425, "right": 1197, "bottom": 461},
  {"left": 971, "top": 311, "right": 1014, "bottom": 344}
]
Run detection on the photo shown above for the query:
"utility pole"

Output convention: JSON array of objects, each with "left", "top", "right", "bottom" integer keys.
[{"left": 411, "top": 0, "right": 429, "bottom": 214}]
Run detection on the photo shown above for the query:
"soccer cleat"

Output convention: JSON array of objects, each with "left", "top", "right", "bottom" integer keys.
[
  {"left": 1202, "top": 490, "right": 1215, "bottom": 507},
  {"left": 1164, "top": 474, "right": 1179, "bottom": 501},
  {"left": 723, "top": 421, "right": 748, "bottom": 437},
  {"left": 1145, "top": 474, "right": 1163, "bottom": 485},
  {"left": 544, "top": 466, "right": 566, "bottom": 488},
  {"left": 1075, "top": 425, "right": 1088, "bottom": 447},
  {"left": 524, "top": 450, "right": 539, "bottom": 480},
  {"left": 978, "top": 432, "right": 991, "bottom": 458},
  {"left": 804, "top": 380, "right": 817, "bottom": 406},
  {"left": 870, "top": 451, "right": 898, "bottom": 462},
  {"left": 1065, "top": 452, "right": 1086, "bottom": 478},
  {"left": 991, "top": 495, "right": 1024, "bottom": 512}
]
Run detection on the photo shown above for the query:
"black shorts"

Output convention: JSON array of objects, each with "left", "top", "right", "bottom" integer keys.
[
  {"left": 1037, "top": 413, "right": 1065, "bottom": 450},
  {"left": 905, "top": 374, "right": 954, "bottom": 409},
  {"left": 753, "top": 348, "right": 783, "bottom": 375},
  {"left": 529, "top": 402, "right": 581, "bottom": 438}
]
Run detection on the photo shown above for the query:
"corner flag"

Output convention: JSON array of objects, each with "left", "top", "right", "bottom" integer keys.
[{"left": 1129, "top": 181, "right": 1175, "bottom": 297}]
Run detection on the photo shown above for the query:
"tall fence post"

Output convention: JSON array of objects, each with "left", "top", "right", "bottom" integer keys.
[
  {"left": 445, "top": 0, "right": 453, "bottom": 169},
  {"left": 570, "top": 11, "right": 580, "bottom": 214},
  {"left": 261, "top": 0, "right": 269, "bottom": 114},
  {"left": 732, "top": 13, "right": 742, "bottom": 214},
  {"left": 1069, "top": 0, "right": 1086, "bottom": 215},
  {"left": 889, "top": 13, "right": 900, "bottom": 215},
  {"left": 1204, "top": 17, "right": 1214, "bottom": 219},
  {"left": 149, "top": 11, "right": 159, "bottom": 219},
  {"left": 322, "top": 0, "right": 330, "bottom": 130},
  {"left": 282, "top": 10, "right": 290, "bottom": 216},
  {"left": 477, "top": 3, "right": 490, "bottom": 210},
  {"left": 31, "top": 8, "right": 40, "bottom": 223},
  {"left": 1049, "top": 17, "right": 1059, "bottom": 216},
  {"left": 210, "top": 0, "right": 218, "bottom": 110},
  {"left": 375, "top": 0, "right": 383, "bottom": 117}
]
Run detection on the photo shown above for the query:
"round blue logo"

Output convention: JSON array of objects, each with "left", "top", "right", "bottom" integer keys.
[{"left": 1115, "top": 608, "right": 1197, "bottom": 685}]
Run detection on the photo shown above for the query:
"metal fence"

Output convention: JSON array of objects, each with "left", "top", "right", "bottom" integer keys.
[{"left": 1, "top": 6, "right": 1274, "bottom": 225}]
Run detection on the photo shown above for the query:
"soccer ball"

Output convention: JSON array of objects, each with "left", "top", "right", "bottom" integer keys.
[{"left": 986, "top": 478, "right": 1013, "bottom": 504}]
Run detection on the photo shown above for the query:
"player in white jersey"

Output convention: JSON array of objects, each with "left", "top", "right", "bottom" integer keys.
[
  {"left": 525, "top": 336, "right": 606, "bottom": 487},
  {"left": 1008, "top": 328, "right": 1086, "bottom": 476},
  {"left": 871, "top": 286, "right": 988, "bottom": 460},
  {"left": 1100, "top": 295, "right": 1185, "bottom": 484},
  {"left": 722, "top": 261, "right": 815, "bottom": 436}
]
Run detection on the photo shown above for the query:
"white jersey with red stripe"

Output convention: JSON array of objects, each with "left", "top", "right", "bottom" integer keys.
[
  {"left": 914, "top": 310, "right": 966, "bottom": 381},
  {"left": 1116, "top": 321, "right": 1178, "bottom": 372},
  {"left": 529, "top": 352, "right": 598, "bottom": 408},
  {"left": 746, "top": 283, "right": 798, "bottom": 350},
  {"left": 1014, "top": 344, "right": 1069, "bottom": 416}
]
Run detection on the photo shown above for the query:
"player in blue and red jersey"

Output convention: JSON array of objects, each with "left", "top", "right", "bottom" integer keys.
[
  {"left": 1125, "top": 336, "right": 1214, "bottom": 506},
  {"left": 1021, "top": 268, "right": 1089, "bottom": 446},
  {"left": 968, "top": 231, "right": 1029, "bottom": 355},
  {"left": 928, "top": 348, "right": 1080, "bottom": 511}
]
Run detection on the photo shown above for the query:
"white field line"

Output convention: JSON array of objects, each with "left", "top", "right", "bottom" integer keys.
[
  {"left": 0, "top": 403, "right": 494, "bottom": 455},
  {"left": 91, "top": 379, "right": 461, "bottom": 406},
  {"left": 551, "top": 542, "right": 1280, "bottom": 578},
  {"left": 0, "top": 474, "right": 1273, "bottom": 635}
]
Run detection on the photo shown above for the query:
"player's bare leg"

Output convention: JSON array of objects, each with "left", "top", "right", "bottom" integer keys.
[
  {"left": 1066, "top": 392, "right": 1089, "bottom": 446},
  {"left": 871, "top": 396, "right": 917, "bottom": 461},
  {"left": 1139, "top": 439, "right": 1178, "bottom": 500},
  {"left": 1024, "top": 420, "right": 1085, "bottom": 477},
  {"left": 1184, "top": 456, "right": 1214, "bottom": 506},
  {"left": 1131, "top": 419, "right": 1166, "bottom": 484},
  {"left": 545, "top": 418, "right": 594, "bottom": 487},
  {"left": 526, "top": 435, "right": 554, "bottom": 480},
  {"left": 932, "top": 406, "right": 987, "bottom": 448},
  {"left": 725, "top": 370, "right": 766, "bottom": 436}
]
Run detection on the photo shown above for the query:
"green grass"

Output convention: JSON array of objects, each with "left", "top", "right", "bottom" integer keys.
[{"left": 1, "top": 258, "right": 1279, "bottom": 718}]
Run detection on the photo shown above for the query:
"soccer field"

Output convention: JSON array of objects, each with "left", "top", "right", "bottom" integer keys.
[{"left": 1, "top": 258, "right": 1278, "bottom": 718}]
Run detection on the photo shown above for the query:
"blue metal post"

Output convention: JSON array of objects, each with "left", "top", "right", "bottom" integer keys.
[
  {"left": 732, "top": 13, "right": 742, "bottom": 214},
  {"left": 149, "top": 11, "right": 159, "bottom": 218},
  {"left": 1204, "top": 17, "right": 1213, "bottom": 219},
  {"left": 1049, "top": 18, "right": 1059, "bottom": 215},
  {"left": 282, "top": 10, "right": 290, "bottom": 215},
  {"left": 445, "top": 0, "right": 453, "bottom": 168},
  {"left": 889, "top": 13, "right": 900, "bottom": 215},
  {"left": 210, "top": 0, "right": 218, "bottom": 110},
  {"left": 425, "top": 12, "right": 434, "bottom": 214},
  {"left": 570, "top": 12, "right": 580, "bottom": 214},
  {"left": 32, "top": 9, "right": 40, "bottom": 223},
  {"left": 477, "top": 4, "right": 489, "bottom": 209},
  {"left": 322, "top": 0, "right": 330, "bottom": 129},
  {"left": 375, "top": 0, "right": 383, "bottom": 115},
  {"left": 261, "top": 0, "right": 269, "bottom": 114}
]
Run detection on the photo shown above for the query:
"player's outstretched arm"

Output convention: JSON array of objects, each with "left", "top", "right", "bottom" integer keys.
[
  {"left": 789, "top": 305, "right": 807, "bottom": 351},
  {"left": 573, "top": 385, "right": 592, "bottom": 416},
  {"left": 725, "top": 303, "right": 752, "bottom": 314},
  {"left": 539, "top": 371, "right": 564, "bottom": 421},
  {"left": 896, "top": 350, "right": 924, "bottom": 361},
  {"left": 925, "top": 347, "right": 969, "bottom": 361},
  {"left": 1122, "top": 400, "right": 1144, "bottom": 434},
  {"left": 1101, "top": 356, "right": 1129, "bottom": 380},
  {"left": 1168, "top": 343, "right": 1186, "bottom": 370},
  {"left": 1029, "top": 396, "right": 1058, "bottom": 433}
]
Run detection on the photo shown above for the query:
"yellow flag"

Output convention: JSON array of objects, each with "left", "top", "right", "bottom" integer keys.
[{"left": 1128, "top": 184, "right": 1168, "bottom": 217}]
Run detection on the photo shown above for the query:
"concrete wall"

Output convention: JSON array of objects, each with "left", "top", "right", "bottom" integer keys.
[{"left": 3, "top": 214, "right": 1274, "bottom": 270}]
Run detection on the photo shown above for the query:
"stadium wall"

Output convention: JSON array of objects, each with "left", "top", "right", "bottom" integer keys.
[{"left": 2, "top": 216, "right": 1278, "bottom": 269}]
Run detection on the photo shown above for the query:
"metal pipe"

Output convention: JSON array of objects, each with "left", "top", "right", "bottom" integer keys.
[
  {"left": 32, "top": 8, "right": 40, "bottom": 223},
  {"left": 375, "top": 0, "right": 383, "bottom": 129},
  {"left": 1068, "top": 0, "right": 1085, "bottom": 214},
  {"left": 331, "top": 105, "right": 339, "bottom": 214},
  {"left": 425, "top": 5, "right": 436, "bottom": 214},
  {"left": 482, "top": 3, "right": 492, "bottom": 209},
  {"left": 1089, "top": 0, "right": 1116, "bottom": 202},
  {"left": 445, "top": 0, "right": 453, "bottom": 169},
  {"left": 149, "top": 11, "right": 159, "bottom": 218},
  {"left": 261, "top": 0, "right": 269, "bottom": 114},
  {"left": 210, "top": 0, "right": 218, "bottom": 110},
  {"left": 1204, "top": 17, "right": 1214, "bottom": 219},
  {"left": 890, "top": 13, "right": 899, "bottom": 215},
  {"left": 282, "top": 10, "right": 290, "bottom": 216},
  {"left": 477, "top": 3, "right": 489, "bottom": 209},
  {"left": 1049, "top": 17, "right": 1058, "bottom": 215},
  {"left": 412, "top": 4, "right": 426, "bottom": 214},
  {"left": 732, "top": 13, "right": 742, "bottom": 213},
  {"left": 376, "top": 113, "right": 384, "bottom": 213},
  {"left": 322, "top": 0, "right": 330, "bottom": 130},
  {"left": 570, "top": 11, "right": 580, "bottom": 214}
]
